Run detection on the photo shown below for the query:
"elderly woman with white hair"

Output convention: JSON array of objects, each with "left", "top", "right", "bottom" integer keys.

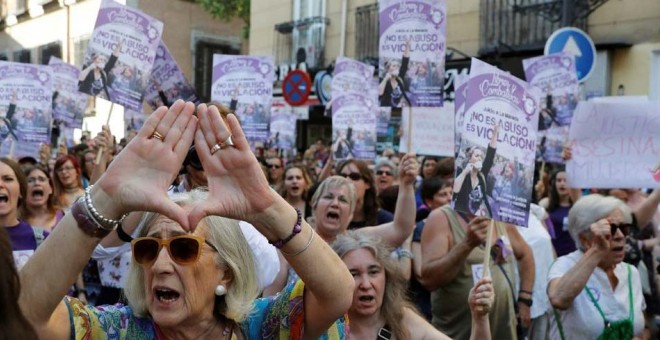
[{"left": 547, "top": 194, "right": 646, "bottom": 340}]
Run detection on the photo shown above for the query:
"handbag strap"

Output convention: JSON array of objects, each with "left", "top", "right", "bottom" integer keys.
[
  {"left": 584, "top": 264, "right": 633, "bottom": 326},
  {"left": 553, "top": 264, "right": 633, "bottom": 340}
]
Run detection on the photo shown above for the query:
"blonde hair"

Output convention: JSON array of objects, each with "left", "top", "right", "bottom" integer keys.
[
  {"left": 123, "top": 190, "right": 259, "bottom": 322},
  {"left": 310, "top": 176, "right": 357, "bottom": 215},
  {"left": 332, "top": 231, "right": 415, "bottom": 340}
]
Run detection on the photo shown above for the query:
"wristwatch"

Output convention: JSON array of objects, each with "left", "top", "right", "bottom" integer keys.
[{"left": 518, "top": 296, "right": 533, "bottom": 307}]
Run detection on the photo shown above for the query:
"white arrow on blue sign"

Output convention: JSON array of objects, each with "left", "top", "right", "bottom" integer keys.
[{"left": 545, "top": 27, "right": 596, "bottom": 82}]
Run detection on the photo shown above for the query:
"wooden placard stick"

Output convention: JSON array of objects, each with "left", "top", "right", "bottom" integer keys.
[
  {"left": 95, "top": 102, "right": 114, "bottom": 165},
  {"left": 406, "top": 106, "right": 413, "bottom": 153}
]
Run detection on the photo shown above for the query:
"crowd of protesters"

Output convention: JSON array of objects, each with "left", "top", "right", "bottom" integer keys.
[{"left": 1, "top": 101, "right": 658, "bottom": 339}]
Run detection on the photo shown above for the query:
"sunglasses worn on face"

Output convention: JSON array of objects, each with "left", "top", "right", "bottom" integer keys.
[
  {"left": 376, "top": 170, "right": 392, "bottom": 176},
  {"left": 610, "top": 223, "right": 632, "bottom": 236},
  {"left": 268, "top": 164, "right": 282, "bottom": 169},
  {"left": 131, "top": 235, "right": 218, "bottom": 266},
  {"left": 340, "top": 172, "right": 362, "bottom": 181}
]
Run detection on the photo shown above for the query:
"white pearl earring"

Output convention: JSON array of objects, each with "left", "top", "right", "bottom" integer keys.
[{"left": 215, "top": 284, "right": 226, "bottom": 296}]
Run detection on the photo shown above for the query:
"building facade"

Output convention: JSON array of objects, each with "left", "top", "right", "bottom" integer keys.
[{"left": 251, "top": 0, "right": 660, "bottom": 149}]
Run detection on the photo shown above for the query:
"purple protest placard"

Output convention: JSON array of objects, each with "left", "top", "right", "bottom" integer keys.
[
  {"left": 523, "top": 52, "right": 579, "bottom": 163},
  {"left": 145, "top": 42, "right": 199, "bottom": 110},
  {"left": 452, "top": 58, "right": 541, "bottom": 226},
  {"left": 332, "top": 57, "right": 374, "bottom": 100},
  {"left": 378, "top": 0, "right": 446, "bottom": 108},
  {"left": 49, "top": 57, "right": 89, "bottom": 129},
  {"left": 79, "top": 0, "right": 163, "bottom": 111},
  {"left": 124, "top": 108, "right": 146, "bottom": 136},
  {"left": 269, "top": 103, "right": 298, "bottom": 154},
  {"left": 0, "top": 141, "right": 42, "bottom": 160},
  {"left": 331, "top": 94, "right": 377, "bottom": 161},
  {"left": 211, "top": 55, "right": 274, "bottom": 146},
  {"left": 0, "top": 61, "right": 53, "bottom": 148}
]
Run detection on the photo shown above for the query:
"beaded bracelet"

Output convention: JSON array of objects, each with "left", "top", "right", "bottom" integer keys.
[
  {"left": 84, "top": 185, "right": 128, "bottom": 230},
  {"left": 71, "top": 196, "right": 114, "bottom": 238},
  {"left": 269, "top": 208, "right": 302, "bottom": 249}
]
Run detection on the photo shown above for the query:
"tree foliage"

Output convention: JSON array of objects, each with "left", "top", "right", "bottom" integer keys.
[{"left": 195, "top": 0, "right": 251, "bottom": 38}]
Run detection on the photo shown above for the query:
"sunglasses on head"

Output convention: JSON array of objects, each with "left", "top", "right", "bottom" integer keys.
[
  {"left": 610, "top": 223, "right": 632, "bottom": 236},
  {"left": 131, "top": 235, "right": 218, "bottom": 266},
  {"left": 376, "top": 170, "right": 392, "bottom": 176},
  {"left": 340, "top": 172, "right": 362, "bottom": 181}
]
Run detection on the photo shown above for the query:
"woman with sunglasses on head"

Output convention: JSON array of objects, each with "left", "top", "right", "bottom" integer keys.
[
  {"left": 20, "top": 164, "right": 64, "bottom": 232},
  {"left": 334, "top": 231, "right": 494, "bottom": 340},
  {"left": 18, "top": 101, "right": 353, "bottom": 339},
  {"left": 547, "top": 194, "right": 646, "bottom": 339}
]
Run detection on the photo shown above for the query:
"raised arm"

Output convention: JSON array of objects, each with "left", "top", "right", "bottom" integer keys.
[
  {"left": 420, "top": 209, "right": 489, "bottom": 291},
  {"left": 18, "top": 100, "right": 197, "bottom": 339},
  {"left": 89, "top": 126, "right": 113, "bottom": 184},
  {"left": 548, "top": 219, "right": 609, "bottom": 310},
  {"left": 363, "top": 153, "right": 418, "bottom": 247},
  {"left": 633, "top": 189, "right": 660, "bottom": 228},
  {"left": 189, "top": 104, "right": 353, "bottom": 339},
  {"left": 507, "top": 224, "right": 535, "bottom": 328}
]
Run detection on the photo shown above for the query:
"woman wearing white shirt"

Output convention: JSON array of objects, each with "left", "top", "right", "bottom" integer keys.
[{"left": 547, "top": 194, "right": 645, "bottom": 339}]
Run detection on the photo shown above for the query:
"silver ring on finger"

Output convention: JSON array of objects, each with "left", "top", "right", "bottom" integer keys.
[{"left": 210, "top": 135, "right": 235, "bottom": 155}]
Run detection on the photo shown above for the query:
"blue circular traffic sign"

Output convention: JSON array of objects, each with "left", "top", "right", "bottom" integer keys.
[{"left": 545, "top": 27, "right": 596, "bottom": 82}]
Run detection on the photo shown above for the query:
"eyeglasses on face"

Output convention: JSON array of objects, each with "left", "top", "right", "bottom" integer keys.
[
  {"left": 340, "top": 172, "right": 362, "bottom": 181},
  {"left": 56, "top": 165, "right": 76, "bottom": 173},
  {"left": 376, "top": 170, "right": 392, "bottom": 176},
  {"left": 610, "top": 223, "right": 632, "bottom": 236},
  {"left": 131, "top": 235, "right": 218, "bottom": 266}
]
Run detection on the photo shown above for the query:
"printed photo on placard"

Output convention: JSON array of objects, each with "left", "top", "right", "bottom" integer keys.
[
  {"left": 49, "top": 57, "right": 88, "bottom": 129},
  {"left": 78, "top": 0, "right": 163, "bottom": 111},
  {"left": 523, "top": 53, "right": 579, "bottom": 163},
  {"left": 452, "top": 59, "right": 540, "bottom": 226},
  {"left": 332, "top": 94, "right": 377, "bottom": 161},
  {"left": 211, "top": 55, "right": 274, "bottom": 147},
  {"left": 378, "top": 0, "right": 446, "bottom": 108},
  {"left": 145, "top": 42, "right": 199, "bottom": 109},
  {"left": 0, "top": 61, "right": 53, "bottom": 149}
]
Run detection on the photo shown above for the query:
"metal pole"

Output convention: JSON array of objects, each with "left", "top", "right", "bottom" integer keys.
[
  {"left": 339, "top": 0, "right": 348, "bottom": 57},
  {"left": 561, "top": 0, "right": 575, "bottom": 27}
]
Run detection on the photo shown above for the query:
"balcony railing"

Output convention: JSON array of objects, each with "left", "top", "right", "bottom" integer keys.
[
  {"left": 479, "top": 0, "right": 589, "bottom": 55},
  {"left": 274, "top": 16, "right": 330, "bottom": 69},
  {"left": 355, "top": 3, "right": 379, "bottom": 67}
]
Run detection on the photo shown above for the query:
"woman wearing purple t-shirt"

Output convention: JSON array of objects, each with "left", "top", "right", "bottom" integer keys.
[
  {"left": 20, "top": 164, "right": 64, "bottom": 232},
  {"left": 0, "top": 158, "right": 48, "bottom": 270},
  {"left": 539, "top": 168, "right": 575, "bottom": 256}
]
